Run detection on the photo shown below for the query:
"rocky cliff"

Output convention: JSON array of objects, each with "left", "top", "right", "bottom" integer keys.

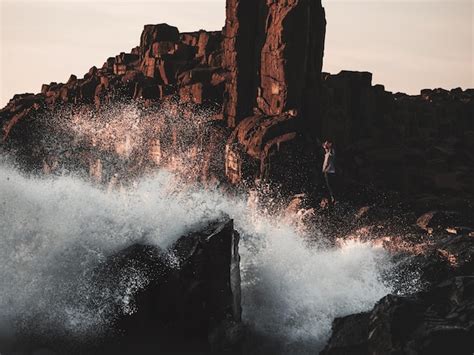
[
  {"left": 1, "top": 0, "right": 473, "bottom": 208},
  {"left": 320, "top": 72, "right": 474, "bottom": 211},
  {"left": 1, "top": 1, "right": 474, "bottom": 354}
]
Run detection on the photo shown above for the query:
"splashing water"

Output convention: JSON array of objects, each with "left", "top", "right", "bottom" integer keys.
[
  {"left": 35, "top": 101, "right": 224, "bottom": 183},
  {"left": 0, "top": 161, "right": 394, "bottom": 353}
]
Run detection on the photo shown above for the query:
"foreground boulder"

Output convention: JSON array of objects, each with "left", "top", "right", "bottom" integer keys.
[
  {"left": 3, "top": 218, "right": 242, "bottom": 355},
  {"left": 321, "top": 277, "right": 474, "bottom": 355},
  {"left": 99, "top": 218, "right": 243, "bottom": 354},
  {"left": 322, "top": 234, "right": 474, "bottom": 355}
]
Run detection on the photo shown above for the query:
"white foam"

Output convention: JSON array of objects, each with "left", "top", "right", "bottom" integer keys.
[{"left": 0, "top": 163, "right": 393, "bottom": 351}]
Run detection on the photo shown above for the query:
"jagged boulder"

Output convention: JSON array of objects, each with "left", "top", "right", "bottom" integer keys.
[
  {"left": 99, "top": 218, "right": 243, "bottom": 354},
  {"left": 225, "top": 112, "right": 299, "bottom": 184},
  {"left": 322, "top": 277, "right": 474, "bottom": 355},
  {"left": 3, "top": 218, "right": 243, "bottom": 355},
  {"left": 139, "top": 24, "right": 180, "bottom": 60},
  {"left": 224, "top": 109, "right": 316, "bottom": 192},
  {"left": 322, "top": 233, "right": 474, "bottom": 355}
]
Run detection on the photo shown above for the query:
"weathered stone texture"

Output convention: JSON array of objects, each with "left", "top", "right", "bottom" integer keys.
[{"left": 1, "top": 0, "right": 473, "bottom": 205}]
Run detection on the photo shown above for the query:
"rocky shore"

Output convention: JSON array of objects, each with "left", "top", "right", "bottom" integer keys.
[
  {"left": 322, "top": 231, "right": 473, "bottom": 355},
  {"left": 2, "top": 0, "right": 472, "bottom": 210},
  {"left": 3, "top": 218, "right": 242, "bottom": 355},
  {"left": 1, "top": 0, "right": 473, "bottom": 354}
]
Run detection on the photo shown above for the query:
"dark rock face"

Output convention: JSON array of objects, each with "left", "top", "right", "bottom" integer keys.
[
  {"left": 0, "top": 0, "right": 327, "bottom": 194},
  {"left": 322, "top": 277, "right": 474, "bottom": 355},
  {"left": 222, "top": 0, "right": 261, "bottom": 128},
  {"left": 320, "top": 313, "right": 370, "bottom": 355},
  {"left": 321, "top": 234, "right": 474, "bottom": 355},
  {"left": 1, "top": 0, "right": 473, "bottom": 201},
  {"left": 103, "top": 218, "right": 243, "bottom": 354},
  {"left": 320, "top": 71, "right": 474, "bottom": 208},
  {"left": 4, "top": 219, "right": 242, "bottom": 355}
]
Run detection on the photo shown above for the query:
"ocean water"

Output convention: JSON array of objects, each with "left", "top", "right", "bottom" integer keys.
[{"left": 0, "top": 162, "right": 393, "bottom": 353}]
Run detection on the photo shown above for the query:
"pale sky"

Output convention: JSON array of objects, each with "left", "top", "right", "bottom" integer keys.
[{"left": 0, "top": 0, "right": 472, "bottom": 106}]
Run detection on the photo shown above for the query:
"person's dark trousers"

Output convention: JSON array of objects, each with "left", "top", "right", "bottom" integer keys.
[{"left": 324, "top": 172, "right": 336, "bottom": 203}]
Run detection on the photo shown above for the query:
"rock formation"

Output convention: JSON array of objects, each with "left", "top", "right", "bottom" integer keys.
[
  {"left": 320, "top": 71, "right": 474, "bottom": 211},
  {"left": 0, "top": 0, "right": 325, "bottom": 196},
  {"left": 222, "top": 0, "right": 326, "bottom": 126},
  {"left": 223, "top": 0, "right": 326, "bottom": 189},
  {"left": 101, "top": 218, "right": 243, "bottom": 354},
  {"left": 222, "top": 0, "right": 261, "bottom": 128},
  {"left": 1, "top": 1, "right": 473, "bottom": 353},
  {"left": 4, "top": 218, "right": 242, "bottom": 355},
  {"left": 1, "top": 0, "right": 473, "bottom": 207},
  {"left": 322, "top": 233, "right": 474, "bottom": 355}
]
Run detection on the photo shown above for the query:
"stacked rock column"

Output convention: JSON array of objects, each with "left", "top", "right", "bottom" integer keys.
[
  {"left": 223, "top": 0, "right": 326, "bottom": 136},
  {"left": 222, "top": 0, "right": 261, "bottom": 128}
]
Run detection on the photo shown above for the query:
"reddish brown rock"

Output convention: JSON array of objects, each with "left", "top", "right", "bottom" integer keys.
[
  {"left": 222, "top": 0, "right": 261, "bottom": 128},
  {"left": 258, "top": 0, "right": 326, "bottom": 120},
  {"left": 196, "top": 30, "right": 222, "bottom": 65},
  {"left": 222, "top": 0, "right": 326, "bottom": 130},
  {"left": 179, "top": 82, "right": 224, "bottom": 105},
  {"left": 1, "top": 1, "right": 473, "bottom": 207},
  {"left": 139, "top": 24, "right": 180, "bottom": 59},
  {"left": 225, "top": 112, "right": 300, "bottom": 185},
  {"left": 220, "top": 0, "right": 327, "bottom": 187},
  {"left": 151, "top": 41, "right": 175, "bottom": 58}
]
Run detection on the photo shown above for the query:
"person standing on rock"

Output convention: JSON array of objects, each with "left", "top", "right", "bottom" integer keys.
[{"left": 322, "top": 140, "right": 336, "bottom": 204}]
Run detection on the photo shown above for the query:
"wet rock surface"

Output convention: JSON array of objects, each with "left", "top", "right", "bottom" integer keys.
[
  {"left": 2, "top": 218, "right": 242, "bottom": 355},
  {"left": 1, "top": 1, "right": 473, "bottom": 354},
  {"left": 322, "top": 276, "right": 474, "bottom": 355},
  {"left": 321, "top": 231, "right": 474, "bottom": 355}
]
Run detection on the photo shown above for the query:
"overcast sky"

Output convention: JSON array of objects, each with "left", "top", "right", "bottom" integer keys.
[{"left": 0, "top": 0, "right": 472, "bottom": 106}]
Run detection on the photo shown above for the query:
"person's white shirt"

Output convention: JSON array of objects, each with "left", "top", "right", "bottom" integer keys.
[{"left": 322, "top": 148, "right": 336, "bottom": 173}]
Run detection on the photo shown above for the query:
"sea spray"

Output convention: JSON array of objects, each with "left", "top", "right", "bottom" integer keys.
[{"left": 0, "top": 162, "right": 393, "bottom": 353}]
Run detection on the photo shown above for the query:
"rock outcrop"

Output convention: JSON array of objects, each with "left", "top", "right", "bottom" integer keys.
[
  {"left": 223, "top": 0, "right": 326, "bottom": 190},
  {"left": 1, "top": 1, "right": 473, "bottom": 353},
  {"left": 321, "top": 233, "right": 474, "bottom": 355},
  {"left": 222, "top": 0, "right": 261, "bottom": 128},
  {"left": 4, "top": 218, "right": 242, "bottom": 355},
  {"left": 322, "top": 277, "right": 474, "bottom": 355},
  {"left": 320, "top": 71, "right": 474, "bottom": 210},
  {"left": 1, "top": 0, "right": 473, "bottom": 203},
  {"left": 322, "top": 276, "right": 474, "bottom": 355},
  {"left": 101, "top": 218, "right": 243, "bottom": 354}
]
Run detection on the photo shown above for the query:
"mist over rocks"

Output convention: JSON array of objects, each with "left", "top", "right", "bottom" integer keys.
[
  {"left": 322, "top": 219, "right": 474, "bottom": 354},
  {"left": 1, "top": 0, "right": 473, "bottom": 354},
  {"left": 0, "top": 163, "right": 398, "bottom": 355},
  {"left": 1, "top": 0, "right": 472, "bottom": 209},
  {"left": 2, "top": 218, "right": 242, "bottom": 354}
]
